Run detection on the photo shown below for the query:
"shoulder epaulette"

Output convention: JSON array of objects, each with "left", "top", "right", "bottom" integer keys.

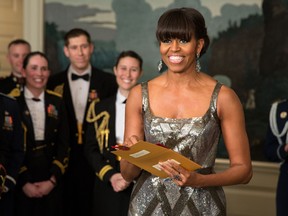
[
  {"left": 272, "top": 99, "right": 287, "bottom": 106},
  {"left": 46, "top": 89, "right": 62, "bottom": 98},
  {"left": 0, "top": 92, "right": 16, "bottom": 100},
  {"left": 53, "top": 84, "right": 64, "bottom": 96},
  {"left": 0, "top": 75, "right": 10, "bottom": 80}
]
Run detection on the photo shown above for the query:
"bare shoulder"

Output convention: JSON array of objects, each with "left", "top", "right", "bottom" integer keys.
[
  {"left": 218, "top": 84, "right": 240, "bottom": 102},
  {"left": 127, "top": 83, "right": 144, "bottom": 107},
  {"left": 129, "top": 83, "right": 142, "bottom": 98},
  {"left": 217, "top": 84, "right": 243, "bottom": 117},
  {"left": 126, "top": 83, "right": 143, "bottom": 116}
]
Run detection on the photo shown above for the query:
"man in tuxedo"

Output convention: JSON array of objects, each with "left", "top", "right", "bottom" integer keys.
[
  {"left": 47, "top": 28, "right": 117, "bottom": 216},
  {"left": 0, "top": 39, "right": 31, "bottom": 96}
]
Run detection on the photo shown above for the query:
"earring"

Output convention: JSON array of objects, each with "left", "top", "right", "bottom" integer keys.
[
  {"left": 158, "top": 60, "right": 163, "bottom": 72},
  {"left": 196, "top": 53, "right": 201, "bottom": 72}
]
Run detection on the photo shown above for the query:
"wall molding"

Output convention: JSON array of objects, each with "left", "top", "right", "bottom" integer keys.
[
  {"left": 23, "top": 0, "right": 44, "bottom": 51},
  {"left": 215, "top": 159, "right": 279, "bottom": 216}
]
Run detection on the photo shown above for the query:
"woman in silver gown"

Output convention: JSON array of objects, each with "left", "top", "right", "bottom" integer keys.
[{"left": 121, "top": 7, "right": 253, "bottom": 216}]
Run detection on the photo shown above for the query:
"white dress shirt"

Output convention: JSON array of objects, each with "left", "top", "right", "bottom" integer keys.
[
  {"left": 68, "top": 65, "right": 91, "bottom": 124},
  {"left": 115, "top": 89, "right": 127, "bottom": 144},
  {"left": 24, "top": 87, "right": 45, "bottom": 140}
]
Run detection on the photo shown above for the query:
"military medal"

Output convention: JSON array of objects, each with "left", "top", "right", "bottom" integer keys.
[
  {"left": 47, "top": 104, "right": 58, "bottom": 118},
  {"left": 3, "top": 111, "right": 13, "bottom": 130},
  {"left": 280, "top": 111, "right": 287, "bottom": 119},
  {"left": 89, "top": 89, "right": 98, "bottom": 102}
]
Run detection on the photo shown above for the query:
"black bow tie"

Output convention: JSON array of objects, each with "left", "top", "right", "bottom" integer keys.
[
  {"left": 32, "top": 98, "right": 41, "bottom": 102},
  {"left": 71, "top": 73, "right": 90, "bottom": 81}
]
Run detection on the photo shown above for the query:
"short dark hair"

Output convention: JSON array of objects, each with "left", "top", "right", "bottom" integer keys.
[
  {"left": 23, "top": 51, "right": 50, "bottom": 70},
  {"left": 156, "top": 7, "right": 210, "bottom": 57},
  {"left": 64, "top": 28, "right": 91, "bottom": 46},
  {"left": 115, "top": 50, "right": 143, "bottom": 70},
  {"left": 8, "top": 39, "right": 31, "bottom": 49}
]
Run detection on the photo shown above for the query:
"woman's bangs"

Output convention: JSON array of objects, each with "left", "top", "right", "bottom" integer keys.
[{"left": 158, "top": 15, "right": 193, "bottom": 42}]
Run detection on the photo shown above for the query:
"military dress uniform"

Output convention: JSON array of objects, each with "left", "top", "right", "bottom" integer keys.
[
  {"left": 47, "top": 67, "right": 117, "bottom": 216},
  {"left": 85, "top": 93, "right": 133, "bottom": 216},
  {"left": 265, "top": 99, "right": 288, "bottom": 216},
  {"left": 0, "top": 93, "right": 24, "bottom": 216},
  {"left": 14, "top": 89, "right": 69, "bottom": 216},
  {"left": 0, "top": 75, "right": 25, "bottom": 97},
  {"left": 0, "top": 94, "right": 10, "bottom": 197}
]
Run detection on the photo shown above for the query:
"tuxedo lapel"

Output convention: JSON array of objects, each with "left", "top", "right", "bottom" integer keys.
[
  {"left": 44, "top": 92, "right": 51, "bottom": 140},
  {"left": 83, "top": 71, "right": 100, "bottom": 128},
  {"left": 63, "top": 75, "right": 78, "bottom": 126},
  {"left": 95, "top": 96, "right": 117, "bottom": 146},
  {"left": 109, "top": 96, "right": 116, "bottom": 143}
]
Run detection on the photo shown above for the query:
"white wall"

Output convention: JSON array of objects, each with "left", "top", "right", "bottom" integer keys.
[{"left": 215, "top": 159, "right": 278, "bottom": 216}]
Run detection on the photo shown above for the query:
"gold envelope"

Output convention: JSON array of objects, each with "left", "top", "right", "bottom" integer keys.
[{"left": 112, "top": 140, "right": 202, "bottom": 178}]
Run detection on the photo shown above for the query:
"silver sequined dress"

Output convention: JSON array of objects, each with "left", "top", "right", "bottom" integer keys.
[{"left": 128, "top": 82, "right": 226, "bottom": 216}]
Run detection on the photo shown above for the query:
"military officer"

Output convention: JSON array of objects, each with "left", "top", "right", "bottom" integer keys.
[
  {"left": 0, "top": 39, "right": 31, "bottom": 96},
  {"left": 47, "top": 28, "right": 118, "bottom": 216},
  {"left": 85, "top": 50, "right": 143, "bottom": 216},
  {"left": 265, "top": 99, "right": 288, "bottom": 216},
  {"left": 14, "top": 51, "right": 69, "bottom": 216},
  {"left": 0, "top": 92, "right": 24, "bottom": 216}
]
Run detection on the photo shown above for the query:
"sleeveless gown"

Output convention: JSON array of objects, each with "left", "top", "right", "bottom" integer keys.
[{"left": 128, "top": 81, "right": 226, "bottom": 216}]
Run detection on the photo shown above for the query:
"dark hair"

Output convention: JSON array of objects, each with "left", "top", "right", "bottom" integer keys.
[
  {"left": 8, "top": 39, "right": 31, "bottom": 49},
  {"left": 23, "top": 51, "right": 50, "bottom": 70},
  {"left": 64, "top": 28, "right": 91, "bottom": 46},
  {"left": 156, "top": 7, "right": 210, "bottom": 57},
  {"left": 115, "top": 50, "right": 143, "bottom": 70}
]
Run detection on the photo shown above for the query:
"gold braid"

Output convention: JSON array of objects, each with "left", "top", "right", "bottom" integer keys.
[
  {"left": 0, "top": 164, "right": 6, "bottom": 197},
  {"left": 8, "top": 88, "right": 21, "bottom": 97},
  {"left": 86, "top": 100, "right": 110, "bottom": 154}
]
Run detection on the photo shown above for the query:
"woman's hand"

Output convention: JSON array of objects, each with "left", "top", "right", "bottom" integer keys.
[
  {"left": 22, "top": 182, "right": 43, "bottom": 198},
  {"left": 120, "top": 135, "right": 142, "bottom": 182},
  {"left": 285, "top": 144, "right": 288, "bottom": 152},
  {"left": 33, "top": 180, "right": 55, "bottom": 196},
  {"left": 110, "top": 173, "right": 131, "bottom": 192},
  {"left": 124, "top": 135, "right": 140, "bottom": 148},
  {"left": 159, "top": 159, "right": 200, "bottom": 187}
]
